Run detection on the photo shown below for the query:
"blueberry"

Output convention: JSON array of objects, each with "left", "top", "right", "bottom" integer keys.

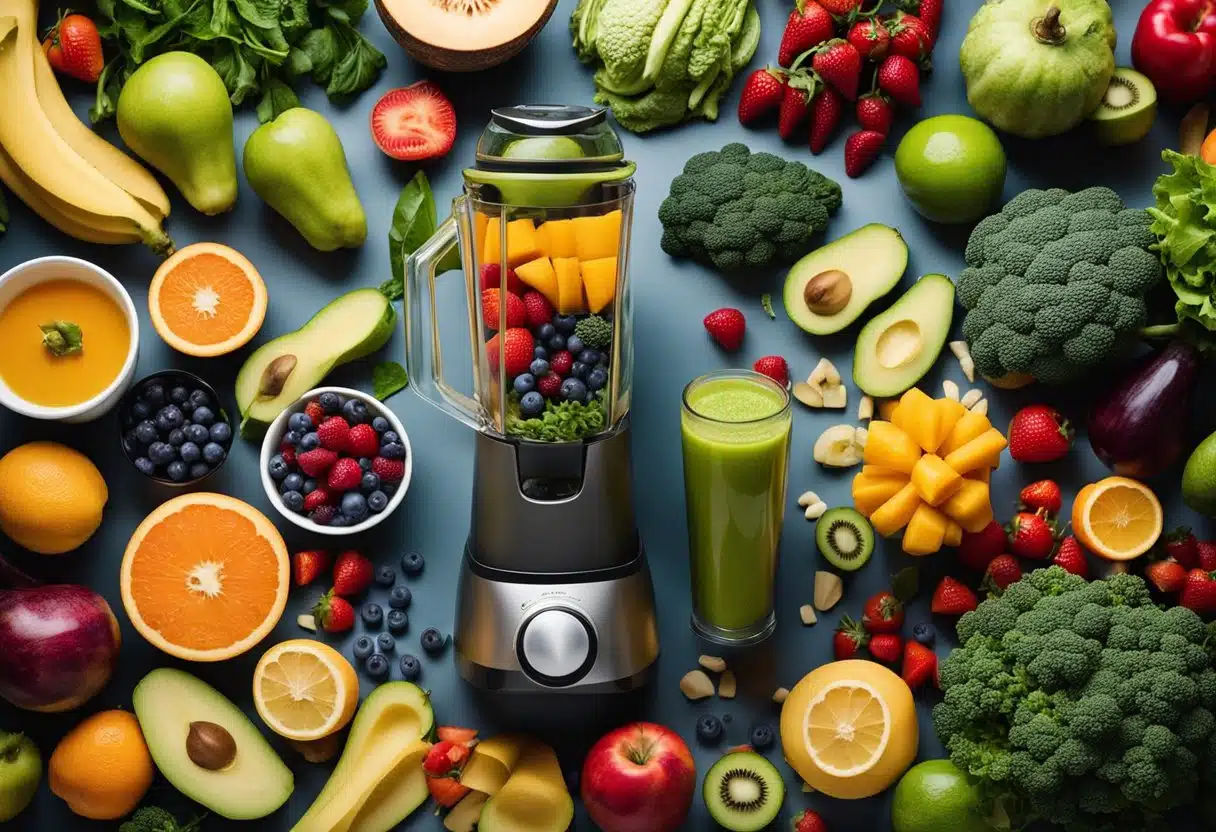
[
  {"left": 189, "top": 463, "right": 210, "bottom": 480},
  {"left": 401, "top": 552, "right": 425, "bottom": 575},
  {"left": 388, "top": 585, "right": 412, "bottom": 610},
  {"left": 282, "top": 490, "right": 304, "bottom": 512},
  {"left": 750, "top": 724, "right": 775, "bottom": 751},
  {"left": 368, "top": 491, "right": 389, "bottom": 513},
  {"left": 566, "top": 334, "right": 584, "bottom": 355},
  {"left": 341, "top": 492, "right": 369, "bottom": 522},
  {"left": 578, "top": 349, "right": 599, "bottom": 366},
  {"left": 587, "top": 367, "right": 608, "bottom": 391},
  {"left": 188, "top": 388, "right": 209, "bottom": 407},
  {"left": 134, "top": 420, "right": 159, "bottom": 444},
  {"left": 519, "top": 391, "right": 544, "bottom": 418},
  {"left": 380, "top": 443, "right": 405, "bottom": 460},
  {"left": 529, "top": 358, "right": 550, "bottom": 377},
  {"left": 202, "top": 442, "right": 225, "bottom": 465},
  {"left": 299, "top": 432, "right": 320, "bottom": 452},
  {"left": 381, "top": 430, "right": 400, "bottom": 445},
  {"left": 191, "top": 406, "right": 215, "bottom": 426},
  {"left": 342, "top": 399, "right": 368, "bottom": 425},
  {"left": 148, "top": 441, "right": 175, "bottom": 465},
  {"left": 376, "top": 632, "right": 396, "bottom": 654},
  {"left": 302, "top": 479, "right": 318, "bottom": 495},
  {"left": 166, "top": 460, "right": 189, "bottom": 482},
  {"left": 537, "top": 323, "right": 556, "bottom": 340},
  {"left": 181, "top": 401, "right": 196, "bottom": 415},
  {"left": 553, "top": 314, "right": 577, "bottom": 334},
  {"left": 375, "top": 565, "right": 396, "bottom": 587},
  {"left": 398, "top": 654, "right": 421, "bottom": 682},
  {"left": 319, "top": 392, "right": 341, "bottom": 413},
  {"left": 268, "top": 456, "right": 289, "bottom": 480},
  {"left": 131, "top": 400, "right": 151, "bottom": 420},
  {"left": 134, "top": 457, "right": 155, "bottom": 476},
  {"left": 547, "top": 334, "right": 566, "bottom": 352},
  {"left": 170, "top": 386, "right": 189, "bottom": 404},
  {"left": 570, "top": 362, "right": 588, "bottom": 380},
  {"left": 533, "top": 345, "right": 549, "bottom": 360},
  {"left": 361, "top": 602, "right": 383, "bottom": 628},
  {"left": 288, "top": 412, "right": 313, "bottom": 434},
  {"left": 695, "top": 714, "right": 723, "bottom": 744},
  {"left": 209, "top": 422, "right": 232, "bottom": 444},
  {"left": 560, "top": 378, "right": 587, "bottom": 402},
  {"left": 912, "top": 622, "right": 935, "bottom": 646},
  {"left": 281, "top": 472, "right": 305, "bottom": 493},
  {"left": 359, "top": 457, "right": 374, "bottom": 471},
  {"left": 514, "top": 373, "right": 537, "bottom": 394},
  {"left": 186, "top": 423, "right": 209, "bottom": 444},
  {"left": 420, "top": 628, "right": 447, "bottom": 655},
  {"left": 386, "top": 609, "right": 408, "bottom": 634},
  {"left": 352, "top": 635, "right": 374, "bottom": 661},
  {"left": 364, "top": 653, "right": 389, "bottom": 680},
  {"left": 167, "top": 428, "right": 186, "bottom": 447},
  {"left": 329, "top": 514, "right": 350, "bottom": 528},
  {"left": 156, "top": 405, "right": 184, "bottom": 431},
  {"left": 142, "top": 383, "right": 165, "bottom": 406},
  {"left": 361, "top": 472, "right": 381, "bottom": 493},
  {"left": 180, "top": 442, "right": 201, "bottom": 463},
  {"left": 283, "top": 430, "right": 303, "bottom": 446},
  {"left": 382, "top": 483, "right": 397, "bottom": 497},
  {"left": 366, "top": 414, "right": 387, "bottom": 432}
]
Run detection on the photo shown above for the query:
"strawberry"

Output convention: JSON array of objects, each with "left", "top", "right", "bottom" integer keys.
[
  {"left": 423, "top": 739, "right": 473, "bottom": 777},
  {"left": 738, "top": 68, "right": 787, "bottom": 125},
  {"left": 818, "top": 0, "right": 863, "bottom": 15},
  {"left": 703, "top": 308, "right": 746, "bottom": 351},
  {"left": 877, "top": 54, "right": 921, "bottom": 107},
  {"left": 317, "top": 417, "right": 351, "bottom": 452},
  {"left": 778, "top": 79, "right": 815, "bottom": 140},
  {"left": 436, "top": 726, "right": 479, "bottom": 745},
  {"left": 956, "top": 520, "right": 1007, "bottom": 572},
  {"left": 486, "top": 328, "right": 534, "bottom": 377},
  {"left": 292, "top": 549, "right": 330, "bottom": 586},
  {"left": 327, "top": 458, "right": 363, "bottom": 492},
  {"left": 833, "top": 615, "right": 869, "bottom": 660},
  {"left": 847, "top": 18, "right": 890, "bottom": 61},
  {"left": 1199, "top": 541, "right": 1216, "bottom": 571},
  {"left": 42, "top": 13, "right": 103, "bottom": 84},
  {"left": 861, "top": 590, "right": 904, "bottom": 634},
  {"left": 856, "top": 92, "right": 895, "bottom": 135},
  {"left": 1007, "top": 511, "right": 1057, "bottom": 560},
  {"left": 347, "top": 424, "right": 379, "bottom": 459},
  {"left": 1008, "top": 404, "right": 1073, "bottom": 463},
  {"left": 332, "top": 549, "right": 374, "bottom": 597},
  {"left": 904, "top": 0, "right": 942, "bottom": 40},
  {"left": 370, "top": 81, "right": 456, "bottom": 162},
  {"left": 536, "top": 373, "right": 562, "bottom": 399},
  {"left": 480, "top": 263, "right": 526, "bottom": 295},
  {"left": 304, "top": 400, "right": 326, "bottom": 426},
  {"left": 1165, "top": 527, "right": 1200, "bottom": 570},
  {"left": 1180, "top": 569, "right": 1216, "bottom": 615},
  {"left": 752, "top": 356, "right": 790, "bottom": 386},
  {"left": 1146, "top": 559, "right": 1187, "bottom": 594},
  {"left": 869, "top": 634, "right": 903, "bottom": 664},
  {"left": 808, "top": 86, "right": 844, "bottom": 154},
  {"left": 844, "top": 130, "right": 885, "bottom": 178},
  {"left": 982, "top": 554, "right": 1022, "bottom": 593},
  {"left": 520, "top": 290, "right": 554, "bottom": 328},
  {"left": 779, "top": 3, "right": 835, "bottom": 66},
  {"left": 481, "top": 289, "right": 525, "bottom": 331},
  {"left": 297, "top": 448, "right": 338, "bottom": 477},
  {"left": 885, "top": 11, "right": 933, "bottom": 61},
  {"left": 312, "top": 590, "right": 355, "bottom": 633},
  {"left": 372, "top": 456, "right": 405, "bottom": 483},
  {"left": 812, "top": 40, "right": 862, "bottom": 101},
  {"left": 1019, "top": 479, "right": 1063, "bottom": 516},
  {"left": 1052, "top": 535, "right": 1089, "bottom": 577},
  {"left": 303, "top": 488, "right": 333, "bottom": 512},
  {"left": 427, "top": 775, "right": 470, "bottom": 808},
  {"left": 931, "top": 577, "right": 979, "bottom": 615},
  {"left": 792, "top": 809, "right": 829, "bottom": 832},
  {"left": 901, "top": 641, "right": 937, "bottom": 690},
  {"left": 549, "top": 350, "right": 574, "bottom": 377}
]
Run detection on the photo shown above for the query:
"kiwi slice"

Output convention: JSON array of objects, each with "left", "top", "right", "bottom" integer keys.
[
  {"left": 1088, "top": 67, "right": 1157, "bottom": 147},
  {"left": 703, "top": 751, "right": 785, "bottom": 831},
  {"left": 816, "top": 507, "right": 874, "bottom": 572}
]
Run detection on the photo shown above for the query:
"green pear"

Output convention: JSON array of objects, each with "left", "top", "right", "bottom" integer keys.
[
  {"left": 243, "top": 108, "right": 367, "bottom": 251},
  {"left": 116, "top": 52, "right": 237, "bottom": 216}
]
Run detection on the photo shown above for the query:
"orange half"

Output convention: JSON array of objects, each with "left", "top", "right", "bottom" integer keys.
[
  {"left": 803, "top": 680, "right": 891, "bottom": 779},
  {"left": 149, "top": 242, "right": 267, "bottom": 357},
  {"left": 120, "top": 492, "right": 289, "bottom": 661},
  {"left": 1072, "top": 476, "right": 1163, "bottom": 561}
]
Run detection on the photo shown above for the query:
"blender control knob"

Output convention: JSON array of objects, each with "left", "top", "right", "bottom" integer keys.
[{"left": 516, "top": 608, "right": 597, "bottom": 687}]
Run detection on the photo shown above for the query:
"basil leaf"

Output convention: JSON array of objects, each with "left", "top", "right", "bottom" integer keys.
[
  {"left": 255, "top": 78, "right": 300, "bottom": 123},
  {"left": 372, "top": 362, "right": 408, "bottom": 401},
  {"left": 380, "top": 171, "right": 438, "bottom": 301},
  {"left": 40, "top": 321, "right": 84, "bottom": 357}
]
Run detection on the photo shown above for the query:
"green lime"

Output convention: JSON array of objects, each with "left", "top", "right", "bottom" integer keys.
[
  {"left": 894, "top": 115, "right": 1006, "bottom": 225},
  {"left": 500, "top": 136, "right": 585, "bottom": 160},
  {"left": 891, "top": 760, "right": 988, "bottom": 832}
]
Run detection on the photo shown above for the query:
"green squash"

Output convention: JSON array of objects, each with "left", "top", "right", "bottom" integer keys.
[{"left": 960, "top": 0, "right": 1115, "bottom": 139}]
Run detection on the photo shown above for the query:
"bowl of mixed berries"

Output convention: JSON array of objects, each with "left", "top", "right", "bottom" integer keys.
[
  {"left": 118, "top": 371, "right": 233, "bottom": 486},
  {"left": 259, "top": 386, "right": 411, "bottom": 534}
]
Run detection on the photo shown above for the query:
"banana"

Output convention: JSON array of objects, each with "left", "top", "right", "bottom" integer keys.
[{"left": 0, "top": 0, "right": 173, "bottom": 254}]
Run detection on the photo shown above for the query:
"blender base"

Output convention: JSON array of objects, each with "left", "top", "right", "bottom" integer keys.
[{"left": 454, "top": 550, "right": 659, "bottom": 693}]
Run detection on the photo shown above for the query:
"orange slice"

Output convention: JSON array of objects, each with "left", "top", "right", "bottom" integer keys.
[
  {"left": 120, "top": 493, "right": 289, "bottom": 661},
  {"left": 1071, "top": 476, "right": 1163, "bottom": 561},
  {"left": 253, "top": 640, "right": 358, "bottom": 741},
  {"left": 149, "top": 242, "right": 267, "bottom": 357},
  {"left": 804, "top": 679, "right": 891, "bottom": 779}
]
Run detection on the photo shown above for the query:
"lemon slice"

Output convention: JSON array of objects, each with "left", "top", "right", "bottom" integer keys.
[
  {"left": 802, "top": 680, "right": 891, "bottom": 778},
  {"left": 1072, "top": 476, "right": 1162, "bottom": 561},
  {"left": 253, "top": 639, "right": 358, "bottom": 741}
]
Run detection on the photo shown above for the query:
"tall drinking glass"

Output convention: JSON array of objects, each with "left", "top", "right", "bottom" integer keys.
[{"left": 681, "top": 370, "right": 792, "bottom": 646}]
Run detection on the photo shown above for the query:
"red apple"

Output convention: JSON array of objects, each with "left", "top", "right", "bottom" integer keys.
[{"left": 580, "top": 722, "right": 696, "bottom": 832}]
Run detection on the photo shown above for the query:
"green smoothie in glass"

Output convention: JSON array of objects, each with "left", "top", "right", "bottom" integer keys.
[{"left": 681, "top": 370, "right": 792, "bottom": 645}]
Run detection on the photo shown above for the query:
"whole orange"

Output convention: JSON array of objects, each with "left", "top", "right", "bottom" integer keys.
[
  {"left": 1201, "top": 128, "right": 1216, "bottom": 166},
  {"left": 49, "top": 710, "right": 153, "bottom": 820}
]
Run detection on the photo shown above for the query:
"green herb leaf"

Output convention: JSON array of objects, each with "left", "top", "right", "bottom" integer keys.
[
  {"left": 761, "top": 292, "right": 775, "bottom": 320},
  {"left": 506, "top": 395, "right": 607, "bottom": 442},
  {"left": 892, "top": 566, "right": 919, "bottom": 604},
  {"left": 40, "top": 321, "right": 83, "bottom": 357},
  {"left": 372, "top": 362, "right": 408, "bottom": 400},
  {"left": 233, "top": 0, "right": 281, "bottom": 29},
  {"left": 255, "top": 77, "right": 299, "bottom": 122},
  {"left": 322, "top": 20, "right": 384, "bottom": 99},
  {"left": 380, "top": 171, "right": 439, "bottom": 301}
]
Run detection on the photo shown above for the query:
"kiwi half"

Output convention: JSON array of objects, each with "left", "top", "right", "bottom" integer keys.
[
  {"left": 816, "top": 507, "right": 875, "bottom": 572},
  {"left": 703, "top": 751, "right": 785, "bottom": 832},
  {"left": 1088, "top": 67, "right": 1158, "bottom": 146}
]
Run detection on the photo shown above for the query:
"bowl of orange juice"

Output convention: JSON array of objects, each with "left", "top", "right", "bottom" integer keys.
[{"left": 0, "top": 256, "right": 139, "bottom": 423}]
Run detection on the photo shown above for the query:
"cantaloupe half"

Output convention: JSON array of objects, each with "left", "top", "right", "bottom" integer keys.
[{"left": 375, "top": 0, "right": 558, "bottom": 72}]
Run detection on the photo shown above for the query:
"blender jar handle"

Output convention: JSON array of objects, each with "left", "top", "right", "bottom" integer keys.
[{"left": 404, "top": 208, "right": 483, "bottom": 429}]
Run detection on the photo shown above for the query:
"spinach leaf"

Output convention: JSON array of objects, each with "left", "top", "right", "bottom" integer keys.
[
  {"left": 233, "top": 0, "right": 279, "bottom": 28},
  {"left": 279, "top": 0, "right": 311, "bottom": 42},
  {"left": 372, "top": 362, "right": 409, "bottom": 401},
  {"left": 255, "top": 78, "right": 300, "bottom": 123},
  {"left": 324, "top": 20, "right": 384, "bottom": 99},
  {"left": 381, "top": 171, "right": 439, "bottom": 301},
  {"left": 120, "top": 0, "right": 162, "bottom": 16},
  {"left": 285, "top": 45, "right": 312, "bottom": 76},
  {"left": 299, "top": 25, "right": 337, "bottom": 84}
]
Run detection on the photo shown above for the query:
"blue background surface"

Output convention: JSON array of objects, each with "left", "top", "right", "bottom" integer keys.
[{"left": 0, "top": 0, "right": 1204, "bottom": 829}]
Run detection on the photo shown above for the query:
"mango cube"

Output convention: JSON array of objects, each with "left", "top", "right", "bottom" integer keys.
[
  {"left": 935, "top": 399, "right": 968, "bottom": 452},
  {"left": 910, "top": 453, "right": 963, "bottom": 506},
  {"left": 943, "top": 428, "right": 1008, "bottom": 475},
  {"left": 903, "top": 503, "right": 949, "bottom": 556},
  {"left": 482, "top": 218, "right": 543, "bottom": 268},
  {"left": 580, "top": 257, "right": 618, "bottom": 313},
  {"left": 572, "top": 211, "right": 623, "bottom": 261},
  {"left": 939, "top": 410, "right": 992, "bottom": 457},
  {"left": 941, "top": 479, "right": 994, "bottom": 533},
  {"left": 539, "top": 219, "right": 578, "bottom": 259},
  {"left": 870, "top": 483, "right": 923, "bottom": 537},
  {"left": 894, "top": 388, "right": 944, "bottom": 453},
  {"left": 944, "top": 520, "right": 963, "bottom": 547},
  {"left": 878, "top": 400, "right": 901, "bottom": 422},
  {"left": 852, "top": 471, "right": 908, "bottom": 517},
  {"left": 861, "top": 464, "right": 901, "bottom": 478},
  {"left": 553, "top": 257, "right": 585, "bottom": 314},
  {"left": 863, "top": 421, "right": 922, "bottom": 474},
  {"left": 515, "top": 257, "right": 560, "bottom": 307}
]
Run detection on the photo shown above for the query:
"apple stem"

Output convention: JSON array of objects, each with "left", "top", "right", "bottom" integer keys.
[
  {"left": 626, "top": 737, "right": 657, "bottom": 766},
  {"left": 0, "top": 731, "right": 24, "bottom": 760}
]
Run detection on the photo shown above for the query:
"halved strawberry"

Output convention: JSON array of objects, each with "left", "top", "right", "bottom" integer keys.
[{"left": 370, "top": 81, "right": 456, "bottom": 162}]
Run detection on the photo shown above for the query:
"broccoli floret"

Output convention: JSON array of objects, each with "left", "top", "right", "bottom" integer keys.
[
  {"left": 957, "top": 187, "right": 1163, "bottom": 385},
  {"left": 657, "top": 143, "right": 842, "bottom": 272},
  {"left": 573, "top": 315, "right": 612, "bottom": 350},
  {"left": 120, "top": 807, "right": 201, "bottom": 832}
]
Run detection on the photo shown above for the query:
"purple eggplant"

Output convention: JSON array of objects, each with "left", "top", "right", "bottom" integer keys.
[{"left": 1087, "top": 340, "right": 1201, "bottom": 478}]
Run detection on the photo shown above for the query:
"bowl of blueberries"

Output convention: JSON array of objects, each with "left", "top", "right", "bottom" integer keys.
[
  {"left": 118, "top": 371, "right": 233, "bottom": 485},
  {"left": 260, "top": 386, "right": 411, "bottom": 535}
]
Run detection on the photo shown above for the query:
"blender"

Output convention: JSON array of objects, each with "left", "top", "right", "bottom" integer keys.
[{"left": 405, "top": 105, "right": 659, "bottom": 693}]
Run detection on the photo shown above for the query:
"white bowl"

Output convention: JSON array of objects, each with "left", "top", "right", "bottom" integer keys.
[
  {"left": 0, "top": 256, "right": 139, "bottom": 423},
  {"left": 259, "top": 386, "right": 412, "bottom": 536}
]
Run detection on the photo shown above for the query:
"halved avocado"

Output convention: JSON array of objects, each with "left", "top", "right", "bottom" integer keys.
[
  {"left": 375, "top": 0, "right": 557, "bottom": 72},
  {"left": 852, "top": 274, "right": 955, "bottom": 398},
  {"left": 235, "top": 288, "right": 395, "bottom": 437},
  {"left": 783, "top": 224, "right": 908, "bottom": 335}
]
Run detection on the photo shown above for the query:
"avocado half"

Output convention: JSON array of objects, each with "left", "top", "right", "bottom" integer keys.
[
  {"left": 375, "top": 0, "right": 558, "bottom": 72},
  {"left": 852, "top": 274, "right": 955, "bottom": 398}
]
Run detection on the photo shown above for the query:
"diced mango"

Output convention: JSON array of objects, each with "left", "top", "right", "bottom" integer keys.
[
  {"left": 903, "top": 503, "right": 949, "bottom": 556},
  {"left": 861, "top": 464, "right": 902, "bottom": 478},
  {"left": 553, "top": 257, "right": 585, "bottom": 314},
  {"left": 939, "top": 410, "right": 992, "bottom": 457},
  {"left": 475, "top": 213, "right": 490, "bottom": 260},
  {"left": 535, "top": 223, "right": 550, "bottom": 259},
  {"left": 572, "top": 211, "right": 622, "bottom": 261},
  {"left": 863, "top": 421, "right": 922, "bottom": 474},
  {"left": 894, "top": 388, "right": 943, "bottom": 453},
  {"left": 852, "top": 472, "right": 908, "bottom": 517},
  {"left": 935, "top": 399, "right": 968, "bottom": 452},
  {"left": 941, "top": 479, "right": 994, "bottom": 533},
  {"left": 870, "top": 483, "right": 923, "bottom": 537},
  {"left": 515, "top": 257, "right": 560, "bottom": 307},
  {"left": 580, "top": 257, "right": 618, "bottom": 313},
  {"left": 967, "top": 467, "right": 991, "bottom": 484},
  {"left": 910, "top": 453, "right": 963, "bottom": 506},
  {"left": 944, "top": 520, "right": 963, "bottom": 547},
  {"left": 539, "top": 219, "right": 578, "bottom": 259},
  {"left": 878, "top": 400, "right": 900, "bottom": 422},
  {"left": 943, "top": 429, "right": 1009, "bottom": 475},
  {"left": 483, "top": 218, "right": 543, "bottom": 268}
]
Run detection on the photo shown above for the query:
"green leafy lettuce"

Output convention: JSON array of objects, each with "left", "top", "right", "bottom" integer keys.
[{"left": 1149, "top": 150, "right": 1216, "bottom": 333}]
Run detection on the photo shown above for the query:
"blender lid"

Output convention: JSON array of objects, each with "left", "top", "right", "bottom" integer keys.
[
  {"left": 490, "top": 104, "right": 608, "bottom": 135},
  {"left": 474, "top": 104, "right": 628, "bottom": 171}
]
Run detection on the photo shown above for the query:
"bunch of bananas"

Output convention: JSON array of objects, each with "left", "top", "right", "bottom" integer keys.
[{"left": 0, "top": 0, "right": 172, "bottom": 253}]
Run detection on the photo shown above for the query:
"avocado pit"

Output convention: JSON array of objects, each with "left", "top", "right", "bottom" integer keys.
[
  {"left": 803, "top": 270, "right": 852, "bottom": 316},
  {"left": 187, "top": 720, "right": 237, "bottom": 770},
  {"left": 258, "top": 354, "right": 297, "bottom": 398}
]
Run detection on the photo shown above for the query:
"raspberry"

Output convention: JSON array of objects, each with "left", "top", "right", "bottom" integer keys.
[
  {"left": 536, "top": 373, "right": 562, "bottom": 399},
  {"left": 327, "top": 457, "right": 363, "bottom": 491},
  {"left": 550, "top": 350, "right": 573, "bottom": 376},
  {"left": 310, "top": 505, "right": 337, "bottom": 525},
  {"left": 372, "top": 456, "right": 405, "bottom": 483},
  {"left": 304, "top": 400, "right": 326, "bottom": 425},
  {"left": 296, "top": 448, "right": 338, "bottom": 477},
  {"left": 280, "top": 446, "right": 296, "bottom": 467},
  {"left": 347, "top": 423, "right": 379, "bottom": 458},
  {"left": 522, "top": 291, "right": 555, "bottom": 329},
  {"left": 303, "top": 488, "right": 332, "bottom": 511},
  {"left": 317, "top": 416, "right": 351, "bottom": 452}
]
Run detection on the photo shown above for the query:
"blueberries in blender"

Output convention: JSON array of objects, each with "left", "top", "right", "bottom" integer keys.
[
  {"left": 134, "top": 420, "right": 158, "bottom": 444},
  {"left": 565, "top": 334, "right": 584, "bottom": 355},
  {"left": 537, "top": 323, "right": 555, "bottom": 340},
  {"left": 388, "top": 585, "right": 412, "bottom": 609},
  {"left": 750, "top": 724, "right": 775, "bottom": 751},
  {"left": 185, "top": 423, "right": 209, "bottom": 444},
  {"left": 696, "top": 715, "right": 723, "bottom": 744},
  {"left": 386, "top": 609, "right": 408, "bottom": 634},
  {"left": 352, "top": 635, "right": 374, "bottom": 661},
  {"left": 191, "top": 406, "right": 215, "bottom": 426},
  {"left": 134, "top": 457, "right": 155, "bottom": 476},
  {"left": 578, "top": 349, "right": 600, "bottom": 366},
  {"left": 401, "top": 552, "right": 425, "bottom": 575},
  {"left": 288, "top": 412, "right": 313, "bottom": 434},
  {"left": 912, "top": 622, "right": 935, "bottom": 646},
  {"left": 420, "top": 628, "right": 447, "bottom": 655},
  {"left": 587, "top": 367, "right": 608, "bottom": 391},
  {"left": 399, "top": 654, "right": 421, "bottom": 682},
  {"left": 342, "top": 398, "right": 368, "bottom": 425},
  {"left": 547, "top": 333, "right": 566, "bottom": 352},
  {"left": 170, "top": 386, "right": 189, "bottom": 404},
  {"left": 282, "top": 490, "right": 304, "bottom": 512},
  {"left": 148, "top": 441, "right": 175, "bottom": 466},
  {"left": 166, "top": 461, "right": 189, "bottom": 482},
  {"left": 553, "top": 314, "right": 577, "bottom": 334},
  {"left": 180, "top": 442, "right": 201, "bottom": 463},
  {"left": 533, "top": 345, "right": 549, "bottom": 360},
  {"left": 299, "top": 432, "right": 320, "bottom": 451},
  {"left": 143, "top": 383, "right": 166, "bottom": 406},
  {"left": 364, "top": 653, "right": 389, "bottom": 680},
  {"left": 341, "top": 492, "right": 369, "bottom": 522},
  {"left": 319, "top": 392, "right": 341, "bottom": 413},
  {"left": 368, "top": 491, "right": 389, "bottom": 513},
  {"left": 374, "top": 565, "right": 396, "bottom": 588},
  {"left": 268, "top": 455, "right": 289, "bottom": 480},
  {"left": 519, "top": 392, "right": 545, "bottom": 418},
  {"left": 514, "top": 373, "right": 537, "bottom": 394},
  {"left": 372, "top": 416, "right": 390, "bottom": 433},
  {"left": 560, "top": 378, "right": 587, "bottom": 402},
  {"left": 376, "top": 632, "right": 395, "bottom": 654},
  {"left": 570, "top": 362, "right": 588, "bottom": 380},
  {"left": 281, "top": 472, "right": 305, "bottom": 494},
  {"left": 529, "top": 358, "right": 549, "bottom": 377},
  {"left": 361, "top": 602, "right": 383, "bottom": 628},
  {"left": 209, "top": 422, "right": 232, "bottom": 444},
  {"left": 189, "top": 463, "right": 210, "bottom": 480}
]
